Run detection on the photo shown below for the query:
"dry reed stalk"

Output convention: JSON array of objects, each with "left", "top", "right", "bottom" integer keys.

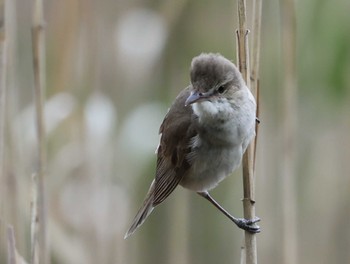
[
  {"left": 250, "top": 0, "right": 262, "bottom": 169},
  {"left": 30, "top": 174, "right": 39, "bottom": 264},
  {"left": 280, "top": 0, "right": 298, "bottom": 263},
  {"left": 236, "top": 0, "right": 261, "bottom": 263},
  {"left": 240, "top": 244, "right": 246, "bottom": 264},
  {"left": 7, "top": 225, "right": 16, "bottom": 264},
  {"left": 7, "top": 225, "right": 29, "bottom": 264},
  {"left": 31, "top": 0, "right": 48, "bottom": 263},
  {"left": 0, "top": 1, "right": 8, "bottom": 260},
  {"left": 250, "top": 0, "right": 262, "bottom": 98},
  {"left": 0, "top": 0, "right": 7, "bottom": 192}
]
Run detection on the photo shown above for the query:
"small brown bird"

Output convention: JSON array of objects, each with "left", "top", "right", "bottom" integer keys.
[{"left": 125, "top": 53, "right": 260, "bottom": 239}]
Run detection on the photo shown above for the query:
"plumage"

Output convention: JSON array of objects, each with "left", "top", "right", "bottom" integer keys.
[{"left": 124, "top": 53, "right": 258, "bottom": 239}]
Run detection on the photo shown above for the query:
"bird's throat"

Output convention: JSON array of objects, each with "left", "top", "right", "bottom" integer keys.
[{"left": 192, "top": 100, "right": 233, "bottom": 124}]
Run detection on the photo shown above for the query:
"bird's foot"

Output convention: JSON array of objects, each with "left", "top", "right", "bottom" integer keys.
[{"left": 235, "top": 217, "right": 261, "bottom": 233}]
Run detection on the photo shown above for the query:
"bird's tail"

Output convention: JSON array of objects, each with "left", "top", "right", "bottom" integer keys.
[{"left": 124, "top": 180, "right": 156, "bottom": 239}]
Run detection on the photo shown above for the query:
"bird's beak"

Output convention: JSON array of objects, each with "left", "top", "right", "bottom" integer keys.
[{"left": 185, "top": 91, "right": 207, "bottom": 106}]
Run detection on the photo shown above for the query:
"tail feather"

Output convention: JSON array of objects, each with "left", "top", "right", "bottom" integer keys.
[{"left": 124, "top": 181, "right": 156, "bottom": 239}]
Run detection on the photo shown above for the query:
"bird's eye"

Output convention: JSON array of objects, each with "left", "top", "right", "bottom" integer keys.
[{"left": 217, "top": 86, "right": 225, "bottom": 94}]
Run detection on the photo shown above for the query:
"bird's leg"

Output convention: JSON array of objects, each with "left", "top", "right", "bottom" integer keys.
[{"left": 197, "top": 191, "right": 261, "bottom": 233}]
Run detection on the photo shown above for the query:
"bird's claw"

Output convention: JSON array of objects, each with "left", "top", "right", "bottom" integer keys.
[{"left": 235, "top": 217, "right": 261, "bottom": 233}]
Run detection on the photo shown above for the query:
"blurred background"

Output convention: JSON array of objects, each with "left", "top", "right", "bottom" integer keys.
[{"left": 1, "top": 0, "right": 350, "bottom": 263}]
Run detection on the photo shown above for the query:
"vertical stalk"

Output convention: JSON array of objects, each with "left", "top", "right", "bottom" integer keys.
[
  {"left": 0, "top": 0, "right": 8, "bottom": 260},
  {"left": 236, "top": 0, "right": 261, "bottom": 263},
  {"left": 280, "top": 0, "right": 298, "bottom": 263},
  {"left": 0, "top": 0, "right": 7, "bottom": 188},
  {"left": 250, "top": 0, "right": 262, "bottom": 168},
  {"left": 31, "top": 0, "right": 48, "bottom": 263},
  {"left": 250, "top": 0, "right": 262, "bottom": 99},
  {"left": 236, "top": 0, "right": 250, "bottom": 86},
  {"left": 7, "top": 225, "right": 16, "bottom": 264}
]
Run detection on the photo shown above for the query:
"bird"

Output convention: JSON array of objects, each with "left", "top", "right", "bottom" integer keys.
[{"left": 124, "top": 53, "right": 260, "bottom": 239}]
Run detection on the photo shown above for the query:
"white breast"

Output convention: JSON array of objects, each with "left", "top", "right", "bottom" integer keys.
[
  {"left": 180, "top": 89, "right": 256, "bottom": 192},
  {"left": 181, "top": 140, "right": 243, "bottom": 192}
]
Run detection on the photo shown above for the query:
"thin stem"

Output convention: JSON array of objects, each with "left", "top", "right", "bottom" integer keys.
[
  {"left": 0, "top": 0, "right": 8, "bottom": 202},
  {"left": 250, "top": 0, "right": 262, "bottom": 99},
  {"left": 31, "top": 174, "right": 39, "bottom": 264},
  {"left": 31, "top": 0, "right": 48, "bottom": 263},
  {"left": 0, "top": 1, "right": 8, "bottom": 261},
  {"left": 236, "top": 0, "right": 261, "bottom": 263},
  {"left": 7, "top": 226, "right": 16, "bottom": 264},
  {"left": 250, "top": 0, "right": 262, "bottom": 172}
]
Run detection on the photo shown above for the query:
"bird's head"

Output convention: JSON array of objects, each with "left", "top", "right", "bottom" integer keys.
[{"left": 185, "top": 53, "right": 245, "bottom": 106}]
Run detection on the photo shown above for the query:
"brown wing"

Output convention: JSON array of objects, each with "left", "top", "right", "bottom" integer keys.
[
  {"left": 124, "top": 87, "right": 196, "bottom": 238},
  {"left": 153, "top": 86, "right": 196, "bottom": 205}
]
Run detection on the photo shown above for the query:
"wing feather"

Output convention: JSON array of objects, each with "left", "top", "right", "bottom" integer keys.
[
  {"left": 152, "top": 86, "right": 196, "bottom": 206},
  {"left": 125, "top": 86, "right": 196, "bottom": 238}
]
